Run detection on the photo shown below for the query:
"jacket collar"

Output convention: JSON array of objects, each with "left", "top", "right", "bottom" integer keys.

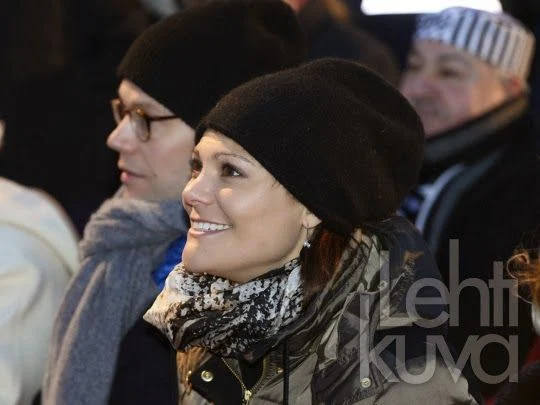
[
  {"left": 188, "top": 217, "right": 445, "bottom": 403},
  {"left": 242, "top": 217, "right": 443, "bottom": 364},
  {"left": 421, "top": 95, "right": 530, "bottom": 181}
]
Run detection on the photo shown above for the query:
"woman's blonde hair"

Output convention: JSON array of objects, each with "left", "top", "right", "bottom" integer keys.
[{"left": 508, "top": 248, "right": 540, "bottom": 305}]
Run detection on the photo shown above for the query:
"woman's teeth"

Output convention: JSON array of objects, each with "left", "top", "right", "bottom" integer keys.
[{"left": 192, "top": 221, "right": 232, "bottom": 231}]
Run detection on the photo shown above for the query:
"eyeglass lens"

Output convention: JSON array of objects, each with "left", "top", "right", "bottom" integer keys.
[{"left": 112, "top": 100, "right": 149, "bottom": 141}]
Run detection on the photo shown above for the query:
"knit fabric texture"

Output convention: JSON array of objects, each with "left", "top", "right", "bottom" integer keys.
[
  {"left": 196, "top": 58, "right": 425, "bottom": 236},
  {"left": 117, "top": 0, "right": 306, "bottom": 128}
]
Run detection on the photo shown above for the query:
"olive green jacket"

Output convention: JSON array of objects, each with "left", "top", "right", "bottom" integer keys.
[{"left": 179, "top": 217, "right": 480, "bottom": 405}]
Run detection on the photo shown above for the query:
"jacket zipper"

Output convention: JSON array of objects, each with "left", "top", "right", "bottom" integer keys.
[{"left": 221, "top": 356, "right": 271, "bottom": 404}]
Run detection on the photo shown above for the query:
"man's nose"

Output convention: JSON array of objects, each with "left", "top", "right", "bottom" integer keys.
[
  {"left": 401, "top": 72, "right": 439, "bottom": 100},
  {"left": 106, "top": 117, "right": 138, "bottom": 153}
]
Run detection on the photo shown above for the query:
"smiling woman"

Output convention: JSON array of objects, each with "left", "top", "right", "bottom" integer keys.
[
  {"left": 143, "top": 58, "right": 481, "bottom": 404},
  {"left": 182, "top": 131, "right": 315, "bottom": 284}
]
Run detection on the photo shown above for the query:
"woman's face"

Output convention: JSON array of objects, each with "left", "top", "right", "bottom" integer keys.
[{"left": 182, "top": 130, "right": 318, "bottom": 283}]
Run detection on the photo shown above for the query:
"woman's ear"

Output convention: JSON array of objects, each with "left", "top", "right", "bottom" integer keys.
[{"left": 302, "top": 208, "right": 321, "bottom": 230}]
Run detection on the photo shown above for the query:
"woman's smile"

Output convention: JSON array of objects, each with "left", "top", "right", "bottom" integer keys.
[{"left": 189, "top": 219, "right": 233, "bottom": 235}]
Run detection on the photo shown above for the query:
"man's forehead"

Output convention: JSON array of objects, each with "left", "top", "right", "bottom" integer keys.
[
  {"left": 118, "top": 79, "right": 170, "bottom": 112},
  {"left": 412, "top": 40, "right": 477, "bottom": 66}
]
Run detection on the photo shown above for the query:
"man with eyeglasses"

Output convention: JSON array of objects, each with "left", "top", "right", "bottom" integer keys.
[
  {"left": 43, "top": 2, "right": 305, "bottom": 405},
  {"left": 107, "top": 91, "right": 192, "bottom": 200}
]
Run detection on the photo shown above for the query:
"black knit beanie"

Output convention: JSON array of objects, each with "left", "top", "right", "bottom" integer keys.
[
  {"left": 196, "top": 58, "right": 425, "bottom": 236},
  {"left": 117, "top": 0, "right": 305, "bottom": 128}
]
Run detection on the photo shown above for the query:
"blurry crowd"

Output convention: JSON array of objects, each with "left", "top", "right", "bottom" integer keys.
[{"left": 1, "top": 1, "right": 539, "bottom": 405}]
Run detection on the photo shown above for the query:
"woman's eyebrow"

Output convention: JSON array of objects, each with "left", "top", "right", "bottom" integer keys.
[{"left": 214, "top": 152, "right": 254, "bottom": 165}]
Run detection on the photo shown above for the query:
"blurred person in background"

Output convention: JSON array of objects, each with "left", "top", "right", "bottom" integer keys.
[
  {"left": 399, "top": 6, "right": 540, "bottom": 399},
  {"left": 0, "top": 118, "right": 79, "bottom": 405},
  {"left": 280, "top": 0, "right": 400, "bottom": 83},
  {"left": 42, "top": 2, "right": 306, "bottom": 405},
  {"left": 178, "top": 0, "right": 400, "bottom": 84},
  {"left": 0, "top": 0, "right": 153, "bottom": 233},
  {"left": 400, "top": 7, "right": 534, "bottom": 137}
]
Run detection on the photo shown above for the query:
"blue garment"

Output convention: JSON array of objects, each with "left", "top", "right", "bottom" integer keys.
[
  {"left": 398, "top": 188, "right": 425, "bottom": 223},
  {"left": 152, "top": 235, "right": 186, "bottom": 290}
]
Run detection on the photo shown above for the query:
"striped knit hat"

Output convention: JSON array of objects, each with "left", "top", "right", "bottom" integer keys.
[{"left": 415, "top": 7, "right": 535, "bottom": 80}]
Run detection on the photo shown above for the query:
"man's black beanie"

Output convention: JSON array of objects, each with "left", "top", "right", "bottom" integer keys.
[
  {"left": 117, "top": 0, "right": 305, "bottom": 129},
  {"left": 196, "top": 58, "right": 425, "bottom": 236}
]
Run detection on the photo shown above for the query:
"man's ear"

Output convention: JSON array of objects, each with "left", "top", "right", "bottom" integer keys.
[
  {"left": 502, "top": 76, "right": 526, "bottom": 99},
  {"left": 283, "top": 0, "right": 309, "bottom": 12},
  {"left": 0, "top": 120, "right": 5, "bottom": 151}
]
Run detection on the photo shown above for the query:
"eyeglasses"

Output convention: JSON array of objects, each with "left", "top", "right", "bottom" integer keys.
[{"left": 111, "top": 98, "right": 177, "bottom": 142}]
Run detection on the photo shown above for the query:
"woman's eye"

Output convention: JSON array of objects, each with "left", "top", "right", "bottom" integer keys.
[
  {"left": 221, "top": 163, "right": 242, "bottom": 177},
  {"left": 189, "top": 158, "right": 202, "bottom": 178}
]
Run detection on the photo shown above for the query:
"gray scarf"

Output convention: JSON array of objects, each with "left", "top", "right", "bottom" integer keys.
[{"left": 43, "top": 196, "right": 187, "bottom": 405}]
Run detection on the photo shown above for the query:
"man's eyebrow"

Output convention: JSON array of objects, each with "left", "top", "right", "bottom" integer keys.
[
  {"left": 438, "top": 53, "right": 473, "bottom": 68},
  {"left": 116, "top": 94, "right": 166, "bottom": 114}
]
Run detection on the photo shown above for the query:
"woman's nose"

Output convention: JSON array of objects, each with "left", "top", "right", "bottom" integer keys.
[{"left": 182, "top": 170, "right": 214, "bottom": 209}]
